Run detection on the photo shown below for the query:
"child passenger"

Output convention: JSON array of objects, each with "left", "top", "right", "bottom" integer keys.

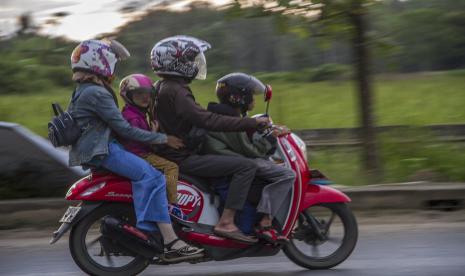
[{"left": 119, "top": 74, "right": 186, "bottom": 219}]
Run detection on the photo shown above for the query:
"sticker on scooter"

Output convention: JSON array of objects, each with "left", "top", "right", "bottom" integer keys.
[{"left": 176, "top": 183, "right": 204, "bottom": 222}]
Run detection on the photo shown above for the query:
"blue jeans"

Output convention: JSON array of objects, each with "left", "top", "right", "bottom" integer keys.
[{"left": 101, "top": 142, "right": 170, "bottom": 232}]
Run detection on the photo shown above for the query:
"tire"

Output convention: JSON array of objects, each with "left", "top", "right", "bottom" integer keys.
[
  {"left": 283, "top": 203, "right": 358, "bottom": 269},
  {"left": 69, "top": 203, "right": 149, "bottom": 276}
]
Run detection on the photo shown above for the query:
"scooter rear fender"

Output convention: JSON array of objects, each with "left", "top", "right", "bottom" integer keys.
[{"left": 50, "top": 202, "right": 103, "bottom": 244}]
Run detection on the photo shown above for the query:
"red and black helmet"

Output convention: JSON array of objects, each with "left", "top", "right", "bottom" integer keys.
[{"left": 215, "top": 72, "right": 270, "bottom": 114}]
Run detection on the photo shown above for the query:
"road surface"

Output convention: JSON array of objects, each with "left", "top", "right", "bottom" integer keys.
[{"left": 1, "top": 211, "right": 465, "bottom": 276}]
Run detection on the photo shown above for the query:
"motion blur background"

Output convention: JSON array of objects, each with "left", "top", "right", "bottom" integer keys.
[{"left": 1, "top": 0, "right": 465, "bottom": 199}]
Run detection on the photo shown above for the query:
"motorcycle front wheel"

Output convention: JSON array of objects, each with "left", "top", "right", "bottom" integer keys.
[
  {"left": 69, "top": 203, "right": 149, "bottom": 276},
  {"left": 283, "top": 203, "right": 358, "bottom": 269}
]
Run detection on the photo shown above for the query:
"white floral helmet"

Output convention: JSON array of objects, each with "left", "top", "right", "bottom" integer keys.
[
  {"left": 150, "top": 35, "right": 211, "bottom": 80},
  {"left": 71, "top": 39, "right": 130, "bottom": 79}
]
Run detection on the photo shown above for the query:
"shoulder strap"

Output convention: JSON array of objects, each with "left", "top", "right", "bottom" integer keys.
[
  {"left": 61, "top": 88, "right": 80, "bottom": 115},
  {"left": 153, "top": 80, "right": 163, "bottom": 93},
  {"left": 149, "top": 80, "right": 163, "bottom": 123},
  {"left": 52, "top": 103, "right": 64, "bottom": 116},
  {"left": 103, "top": 83, "right": 119, "bottom": 107},
  {"left": 70, "top": 89, "right": 79, "bottom": 103}
]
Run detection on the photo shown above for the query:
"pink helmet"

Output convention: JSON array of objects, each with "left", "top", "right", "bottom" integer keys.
[{"left": 119, "top": 74, "right": 154, "bottom": 105}]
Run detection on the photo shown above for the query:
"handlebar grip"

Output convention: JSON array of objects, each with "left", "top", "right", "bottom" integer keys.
[{"left": 257, "top": 122, "right": 269, "bottom": 132}]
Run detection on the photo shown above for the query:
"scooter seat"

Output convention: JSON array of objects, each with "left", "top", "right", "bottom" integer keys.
[{"left": 179, "top": 173, "right": 216, "bottom": 195}]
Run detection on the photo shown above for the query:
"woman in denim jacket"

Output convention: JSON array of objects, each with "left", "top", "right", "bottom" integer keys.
[{"left": 67, "top": 39, "right": 203, "bottom": 260}]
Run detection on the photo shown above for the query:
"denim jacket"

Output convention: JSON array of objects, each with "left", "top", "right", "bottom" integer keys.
[{"left": 67, "top": 82, "right": 167, "bottom": 167}]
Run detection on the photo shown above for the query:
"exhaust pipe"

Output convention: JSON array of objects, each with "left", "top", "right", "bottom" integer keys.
[{"left": 100, "top": 216, "right": 163, "bottom": 259}]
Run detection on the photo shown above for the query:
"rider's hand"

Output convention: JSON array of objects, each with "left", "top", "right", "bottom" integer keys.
[
  {"left": 166, "top": 136, "right": 184, "bottom": 149},
  {"left": 271, "top": 129, "right": 281, "bottom": 138},
  {"left": 255, "top": 117, "right": 271, "bottom": 131},
  {"left": 255, "top": 117, "right": 270, "bottom": 125},
  {"left": 150, "top": 120, "right": 160, "bottom": 132},
  {"left": 272, "top": 125, "right": 290, "bottom": 137}
]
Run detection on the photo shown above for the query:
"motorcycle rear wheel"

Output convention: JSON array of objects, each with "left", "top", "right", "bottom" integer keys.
[
  {"left": 283, "top": 203, "right": 358, "bottom": 269},
  {"left": 69, "top": 203, "right": 149, "bottom": 276}
]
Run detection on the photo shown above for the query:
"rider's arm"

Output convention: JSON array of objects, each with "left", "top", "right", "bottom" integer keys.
[
  {"left": 203, "top": 133, "right": 243, "bottom": 157},
  {"left": 175, "top": 91, "right": 257, "bottom": 132},
  {"left": 125, "top": 116, "right": 147, "bottom": 131},
  {"left": 250, "top": 132, "right": 277, "bottom": 156},
  {"left": 86, "top": 87, "right": 167, "bottom": 144},
  {"left": 208, "top": 131, "right": 266, "bottom": 158}
]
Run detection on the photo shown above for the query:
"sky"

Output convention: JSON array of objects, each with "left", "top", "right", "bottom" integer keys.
[{"left": 0, "top": 0, "right": 231, "bottom": 41}]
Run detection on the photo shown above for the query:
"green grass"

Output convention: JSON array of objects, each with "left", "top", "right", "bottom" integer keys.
[
  {"left": 192, "top": 71, "right": 465, "bottom": 129},
  {"left": 308, "top": 126, "right": 465, "bottom": 185},
  {"left": 310, "top": 138, "right": 465, "bottom": 186},
  {"left": 1, "top": 71, "right": 464, "bottom": 186},
  {"left": 308, "top": 148, "right": 366, "bottom": 186},
  {"left": 375, "top": 72, "right": 465, "bottom": 126},
  {"left": 1, "top": 71, "right": 464, "bottom": 136},
  {"left": 0, "top": 88, "right": 71, "bottom": 137}
]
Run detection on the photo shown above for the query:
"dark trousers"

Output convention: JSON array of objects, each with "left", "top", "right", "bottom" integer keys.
[{"left": 179, "top": 154, "right": 257, "bottom": 210}]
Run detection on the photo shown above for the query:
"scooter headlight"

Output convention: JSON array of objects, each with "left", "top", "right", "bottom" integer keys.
[{"left": 291, "top": 133, "right": 308, "bottom": 162}]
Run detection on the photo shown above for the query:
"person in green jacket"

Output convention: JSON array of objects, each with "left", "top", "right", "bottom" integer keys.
[{"left": 202, "top": 73, "right": 296, "bottom": 244}]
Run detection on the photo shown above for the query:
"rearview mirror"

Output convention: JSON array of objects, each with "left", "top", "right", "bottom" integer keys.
[{"left": 264, "top": 84, "right": 273, "bottom": 102}]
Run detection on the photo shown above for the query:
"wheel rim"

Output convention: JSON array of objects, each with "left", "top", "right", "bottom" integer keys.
[
  {"left": 290, "top": 205, "right": 346, "bottom": 260},
  {"left": 81, "top": 210, "right": 141, "bottom": 270}
]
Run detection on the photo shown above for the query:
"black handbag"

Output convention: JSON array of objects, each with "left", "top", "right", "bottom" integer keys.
[{"left": 48, "top": 91, "right": 82, "bottom": 148}]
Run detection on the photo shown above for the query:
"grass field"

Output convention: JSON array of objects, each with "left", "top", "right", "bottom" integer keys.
[
  {"left": 222, "top": 71, "right": 465, "bottom": 129},
  {"left": 1, "top": 71, "right": 464, "bottom": 185},
  {"left": 2, "top": 70, "right": 464, "bottom": 137}
]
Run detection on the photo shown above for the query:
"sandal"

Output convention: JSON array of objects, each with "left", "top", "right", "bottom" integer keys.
[
  {"left": 213, "top": 229, "right": 258, "bottom": 244},
  {"left": 255, "top": 226, "right": 289, "bottom": 245},
  {"left": 162, "top": 239, "right": 204, "bottom": 262}
]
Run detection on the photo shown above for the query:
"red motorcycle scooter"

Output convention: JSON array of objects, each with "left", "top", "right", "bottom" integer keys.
[{"left": 50, "top": 89, "right": 358, "bottom": 276}]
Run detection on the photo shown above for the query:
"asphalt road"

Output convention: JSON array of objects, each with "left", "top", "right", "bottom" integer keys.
[{"left": 1, "top": 211, "right": 465, "bottom": 276}]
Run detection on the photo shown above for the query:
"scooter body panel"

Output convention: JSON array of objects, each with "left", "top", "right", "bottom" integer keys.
[
  {"left": 65, "top": 173, "right": 133, "bottom": 202},
  {"left": 300, "top": 184, "right": 351, "bottom": 212},
  {"left": 66, "top": 174, "right": 221, "bottom": 225},
  {"left": 58, "top": 130, "right": 353, "bottom": 260}
]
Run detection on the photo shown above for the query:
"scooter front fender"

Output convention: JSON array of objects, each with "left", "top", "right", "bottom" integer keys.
[{"left": 300, "top": 184, "right": 351, "bottom": 211}]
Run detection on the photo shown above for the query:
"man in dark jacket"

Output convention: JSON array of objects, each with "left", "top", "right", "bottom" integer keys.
[{"left": 150, "top": 36, "right": 269, "bottom": 243}]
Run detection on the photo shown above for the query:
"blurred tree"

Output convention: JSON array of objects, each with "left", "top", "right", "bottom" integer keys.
[
  {"left": 2, "top": 0, "right": 465, "bottom": 97},
  {"left": 43, "top": 11, "right": 70, "bottom": 29},
  {"left": 110, "top": 0, "right": 465, "bottom": 76},
  {"left": 17, "top": 13, "right": 38, "bottom": 36},
  {"left": 346, "top": 0, "right": 382, "bottom": 180},
  {"left": 227, "top": 0, "right": 382, "bottom": 180},
  {"left": 0, "top": 35, "right": 74, "bottom": 94},
  {"left": 373, "top": 0, "right": 465, "bottom": 72},
  {"left": 112, "top": 2, "right": 352, "bottom": 77}
]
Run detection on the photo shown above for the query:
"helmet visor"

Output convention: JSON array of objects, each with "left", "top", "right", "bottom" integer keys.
[
  {"left": 194, "top": 52, "right": 207, "bottom": 80},
  {"left": 249, "top": 76, "right": 267, "bottom": 95},
  {"left": 108, "top": 39, "right": 130, "bottom": 61},
  {"left": 131, "top": 87, "right": 154, "bottom": 95}
]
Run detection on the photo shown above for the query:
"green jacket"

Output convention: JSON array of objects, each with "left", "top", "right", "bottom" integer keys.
[{"left": 202, "top": 103, "right": 276, "bottom": 158}]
